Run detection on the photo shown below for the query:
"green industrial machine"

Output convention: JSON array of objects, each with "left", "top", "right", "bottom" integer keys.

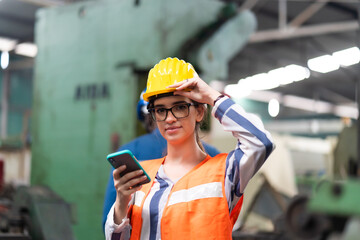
[
  {"left": 285, "top": 124, "right": 360, "bottom": 240},
  {"left": 32, "top": 0, "right": 256, "bottom": 239},
  {"left": 305, "top": 124, "right": 360, "bottom": 240},
  {"left": 309, "top": 179, "right": 360, "bottom": 217},
  {"left": 285, "top": 179, "right": 360, "bottom": 240}
]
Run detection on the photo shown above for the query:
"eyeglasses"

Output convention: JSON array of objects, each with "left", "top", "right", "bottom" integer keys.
[{"left": 148, "top": 103, "right": 197, "bottom": 122}]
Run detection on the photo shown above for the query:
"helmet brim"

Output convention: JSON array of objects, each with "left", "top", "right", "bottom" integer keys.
[{"left": 143, "top": 88, "right": 176, "bottom": 102}]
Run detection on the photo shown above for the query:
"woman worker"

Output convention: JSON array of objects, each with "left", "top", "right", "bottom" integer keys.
[{"left": 105, "top": 57, "right": 274, "bottom": 240}]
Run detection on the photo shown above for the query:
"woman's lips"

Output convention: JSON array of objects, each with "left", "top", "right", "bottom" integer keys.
[{"left": 165, "top": 126, "right": 181, "bottom": 133}]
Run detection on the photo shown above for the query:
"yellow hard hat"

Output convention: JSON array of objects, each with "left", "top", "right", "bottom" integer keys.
[{"left": 143, "top": 57, "right": 196, "bottom": 102}]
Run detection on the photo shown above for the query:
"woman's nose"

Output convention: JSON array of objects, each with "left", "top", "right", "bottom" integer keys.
[{"left": 165, "top": 110, "right": 177, "bottom": 122}]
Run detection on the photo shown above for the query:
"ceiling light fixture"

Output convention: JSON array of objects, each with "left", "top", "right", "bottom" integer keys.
[
  {"left": 332, "top": 47, "right": 360, "bottom": 67},
  {"left": 268, "top": 99, "right": 280, "bottom": 117},
  {"left": 0, "top": 37, "right": 17, "bottom": 52},
  {"left": 267, "top": 64, "right": 310, "bottom": 86},
  {"left": 239, "top": 73, "right": 280, "bottom": 91},
  {"left": 284, "top": 64, "right": 310, "bottom": 82},
  {"left": 225, "top": 45, "right": 357, "bottom": 108},
  {"left": 307, "top": 54, "right": 340, "bottom": 73},
  {"left": 1, "top": 51, "right": 9, "bottom": 69},
  {"left": 15, "top": 42, "right": 38, "bottom": 57},
  {"left": 268, "top": 67, "right": 288, "bottom": 85},
  {"left": 224, "top": 83, "right": 251, "bottom": 99},
  {"left": 235, "top": 64, "right": 310, "bottom": 94}
]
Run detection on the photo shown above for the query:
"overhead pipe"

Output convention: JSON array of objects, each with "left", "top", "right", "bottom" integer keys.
[
  {"left": 18, "top": 0, "right": 64, "bottom": 7},
  {"left": 250, "top": 20, "right": 359, "bottom": 43}
]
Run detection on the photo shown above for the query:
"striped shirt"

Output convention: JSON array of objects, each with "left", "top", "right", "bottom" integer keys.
[{"left": 105, "top": 96, "right": 274, "bottom": 240}]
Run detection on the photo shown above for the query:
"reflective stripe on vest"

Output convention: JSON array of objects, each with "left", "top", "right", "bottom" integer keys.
[
  {"left": 129, "top": 154, "right": 243, "bottom": 240},
  {"left": 167, "top": 182, "right": 223, "bottom": 206}
]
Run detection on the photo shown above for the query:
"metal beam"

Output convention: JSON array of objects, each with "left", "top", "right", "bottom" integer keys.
[
  {"left": 265, "top": 119, "right": 344, "bottom": 135},
  {"left": 289, "top": 0, "right": 329, "bottom": 28},
  {"left": 279, "top": 0, "right": 287, "bottom": 30},
  {"left": 317, "top": 87, "right": 355, "bottom": 104},
  {"left": 18, "top": 0, "right": 65, "bottom": 7},
  {"left": 246, "top": 90, "right": 358, "bottom": 119},
  {"left": 250, "top": 20, "right": 359, "bottom": 43}
]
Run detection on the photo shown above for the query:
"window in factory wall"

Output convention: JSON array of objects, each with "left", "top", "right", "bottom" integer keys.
[{"left": 8, "top": 69, "right": 33, "bottom": 139}]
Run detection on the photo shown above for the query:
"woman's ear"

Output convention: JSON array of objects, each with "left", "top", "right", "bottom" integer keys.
[{"left": 195, "top": 104, "right": 206, "bottom": 123}]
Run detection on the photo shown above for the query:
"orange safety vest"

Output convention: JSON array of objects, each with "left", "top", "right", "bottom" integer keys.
[{"left": 129, "top": 154, "right": 244, "bottom": 240}]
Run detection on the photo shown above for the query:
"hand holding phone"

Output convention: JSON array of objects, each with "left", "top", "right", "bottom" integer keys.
[{"left": 107, "top": 150, "right": 151, "bottom": 186}]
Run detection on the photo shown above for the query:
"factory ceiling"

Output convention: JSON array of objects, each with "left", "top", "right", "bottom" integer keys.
[
  {"left": 227, "top": 0, "right": 360, "bottom": 120},
  {"left": 0, "top": 0, "right": 359, "bottom": 120}
]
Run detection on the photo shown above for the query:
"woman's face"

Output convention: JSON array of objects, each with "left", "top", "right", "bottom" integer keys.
[{"left": 153, "top": 95, "right": 204, "bottom": 145}]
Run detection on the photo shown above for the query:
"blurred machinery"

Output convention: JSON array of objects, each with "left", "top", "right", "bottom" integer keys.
[
  {"left": 232, "top": 178, "right": 360, "bottom": 240},
  {"left": 232, "top": 124, "right": 360, "bottom": 240},
  {"left": 333, "top": 125, "right": 357, "bottom": 178},
  {"left": 285, "top": 179, "right": 360, "bottom": 240},
  {"left": 0, "top": 185, "right": 74, "bottom": 240},
  {"left": 285, "top": 124, "right": 360, "bottom": 240},
  {"left": 31, "top": 0, "right": 256, "bottom": 239}
]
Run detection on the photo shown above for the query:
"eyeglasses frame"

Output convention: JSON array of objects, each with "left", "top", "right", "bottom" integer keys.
[{"left": 148, "top": 102, "right": 198, "bottom": 122}]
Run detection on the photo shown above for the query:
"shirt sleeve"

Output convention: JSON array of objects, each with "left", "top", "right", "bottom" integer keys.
[
  {"left": 211, "top": 96, "right": 275, "bottom": 211},
  {"left": 104, "top": 203, "right": 131, "bottom": 240}
]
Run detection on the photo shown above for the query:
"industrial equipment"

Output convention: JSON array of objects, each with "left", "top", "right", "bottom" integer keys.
[
  {"left": 0, "top": 185, "right": 74, "bottom": 240},
  {"left": 284, "top": 124, "right": 360, "bottom": 240},
  {"left": 232, "top": 174, "right": 291, "bottom": 240},
  {"left": 285, "top": 179, "right": 360, "bottom": 240},
  {"left": 232, "top": 124, "right": 360, "bottom": 240}
]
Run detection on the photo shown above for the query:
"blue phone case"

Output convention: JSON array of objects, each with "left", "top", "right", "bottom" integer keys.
[{"left": 107, "top": 149, "right": 151, "bottom": 185}]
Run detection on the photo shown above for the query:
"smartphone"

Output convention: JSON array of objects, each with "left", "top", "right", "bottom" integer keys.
[{"left": 107, "top": 150, "right": 151, "bottom": 186}]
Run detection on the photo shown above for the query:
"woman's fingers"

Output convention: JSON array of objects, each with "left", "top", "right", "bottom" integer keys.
[
  {"left": 113, "top": 167, "right": 143, "bottom": 182},
  {"left": 113, "top": 168, "right": 148, "bottom": 196},
  {"left": 121, "top": 175, "right": 147, "bottom": 191},
  {"left": 123, "top": 185, "right": 142, "bottom": 195},
  {"left": 168, "top": 77, "right": 198, "bottom": 90},
  {"left": 113, "top": 165, "right": 126, "bottom": 180},
  {"left": 167, "top": 75, "right": 220, "bottom": 106},
  {"left": 115, "top": 176, "right": 146, "bottom": 197}
]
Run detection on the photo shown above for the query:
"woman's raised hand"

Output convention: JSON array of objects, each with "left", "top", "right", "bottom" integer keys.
[{"left": 168, "top": 74, "right": 222, "bottom": 106}]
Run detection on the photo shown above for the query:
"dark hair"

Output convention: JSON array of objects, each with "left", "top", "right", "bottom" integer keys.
[
  {"left": 147, "top": 92, "right": 174, "bottom": 109},
  {"left": 193, "top": 101, "right": 206, "bottom": 152}
]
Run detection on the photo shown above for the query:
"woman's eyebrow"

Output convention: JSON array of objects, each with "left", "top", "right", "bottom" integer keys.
[
  {"left": 173, "top": 101, "right": 188, "bottom": 105},
  {"left": 153, "top": 103, "right": 163, "bottom": 107}
]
